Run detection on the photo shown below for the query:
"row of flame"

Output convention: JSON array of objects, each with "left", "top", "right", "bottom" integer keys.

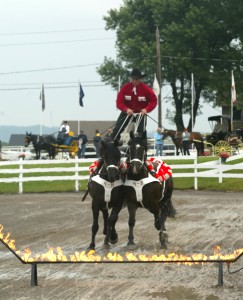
[{"left": 1, "top": 224, "right": 243, "bottom": 264}]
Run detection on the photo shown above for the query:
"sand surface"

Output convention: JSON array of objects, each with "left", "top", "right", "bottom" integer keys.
[{"left": 1, "top": 190, "right": 243, "bottom": 300}]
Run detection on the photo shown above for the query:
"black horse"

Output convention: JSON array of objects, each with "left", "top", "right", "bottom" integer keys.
[
  {"left": 85, "top": 140, "right": 125, "bottom": 250},
  {"left": 25, "top": 132, "right": 56, "bottom": 159},
  {"left": 124, "top": 131, "right": 174, "bottom": 249}
]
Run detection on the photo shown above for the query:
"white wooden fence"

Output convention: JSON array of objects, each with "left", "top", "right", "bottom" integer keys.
[{"left": 0, "top": 155, "right": 243, "bottom": 193}]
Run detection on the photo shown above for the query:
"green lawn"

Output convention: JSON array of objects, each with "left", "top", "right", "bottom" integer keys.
[{"left": 0, "top": 158, "right": 242, "bottom": 193}]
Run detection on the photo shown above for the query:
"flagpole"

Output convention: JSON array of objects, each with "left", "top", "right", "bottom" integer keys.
[
  {"left": 118, "top": 75, "right": 121, "bottom": 91},
  {"left": 40, "top": 83, "right": 45, "bottom": 136},
  {"left": 40, "top": 111, "right": 43, "bottom": 136},
  {"left": 156, "top": 26, "right": 162, "bottom": 127},
  {"left": 191, "top": 73, "right": 194, "bottom": 131},
  {"left": 78, "top": 83, "right": 85, "bottom": 136},
  {"left": 78, "top": 82, "right": 80, "bottom": 135},
  {"left": 231, "top": 70, "right": 233, "bottom": 132}
]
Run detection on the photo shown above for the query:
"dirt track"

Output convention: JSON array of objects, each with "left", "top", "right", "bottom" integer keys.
[{"left": 1, "top": 190, "right": 243, "bottom": 300}]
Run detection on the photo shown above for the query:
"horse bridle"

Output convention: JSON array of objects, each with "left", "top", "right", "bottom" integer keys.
[{"left": 129, "top": 144, "right": 146, "bottom": 167}]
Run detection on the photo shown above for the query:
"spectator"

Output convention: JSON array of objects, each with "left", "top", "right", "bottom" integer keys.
[
  {"left": 93, "top": 129, "right": 102, "bottom": 158},
  {"left": 77, "top": 130, "right": 88, "bottom": 158},
  {"left": 57, "top": 121, "right": 70, "bottom": 144},
  {"left": 154, "top": 128, "right": 163, "bottom": 156},
  {"left": 103, "top": 128, "right": 113, "bottom": 143},
  {"left": 182, "top": 128, "right": 190, "bottom": 155}
]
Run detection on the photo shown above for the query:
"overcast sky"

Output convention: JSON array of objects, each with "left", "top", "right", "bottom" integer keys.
[{"left": 0, "top": 0, "right": 220, "bottom": 134}]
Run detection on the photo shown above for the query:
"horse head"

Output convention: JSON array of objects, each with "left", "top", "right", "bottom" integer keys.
[
  {"left": 128, "top": 131, "right": 147, "bottom": 175},
  {"left": 25, "top": 132, "right": 32, "bottom": 147},
  {"left": 100, "top": 140, "right": 121, "bottom": 183}
]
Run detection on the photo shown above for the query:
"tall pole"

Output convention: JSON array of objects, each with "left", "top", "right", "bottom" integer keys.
[
  {"left": 156, "top": 27, "right": 162, "bottom": 127},
  {"left": 191, "top": 73, "right": 194, "bottom": 131}
]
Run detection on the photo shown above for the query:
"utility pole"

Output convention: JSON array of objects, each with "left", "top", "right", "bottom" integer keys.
[{"left": 156, "top": 26, "right": 162, "bottom": 127}]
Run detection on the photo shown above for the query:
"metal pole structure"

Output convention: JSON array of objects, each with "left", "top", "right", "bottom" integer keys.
[
  {"left": 156, "top": 27, "right": 162, "bottom": 128},
  {"left": 218, "top": 262, "right": 224, "bottom": 287},
  {"left": 31, "top": 264, "right": 38, "bottom": 287}
]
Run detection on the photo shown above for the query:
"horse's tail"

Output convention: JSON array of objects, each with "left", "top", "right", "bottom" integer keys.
[{"left": 82, "top": 188, "right": 89, "bottom": 201}]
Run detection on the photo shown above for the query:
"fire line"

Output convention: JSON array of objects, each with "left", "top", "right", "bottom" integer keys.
[{"left": 1, "top": 224, "right": 243, "bottom": 287}]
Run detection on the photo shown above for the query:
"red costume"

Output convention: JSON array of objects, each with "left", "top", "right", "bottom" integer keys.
[
  {"left": 116, "top": 82, "right": 157, "bottom": 113},
  {"left": 89, "top": 158, "right": 172, "bottom": 183},
  {"left": 145, "top": 157, "right": 172, "bottom": 182}
]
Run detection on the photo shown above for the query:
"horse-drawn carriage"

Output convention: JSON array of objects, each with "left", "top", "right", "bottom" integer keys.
[
  {"left": 51, "top": 131, "right": 79, "bottom": 159},
  {"left": 205, "top": 115, "right": 243, "bottom": 156},
  {"left": 25, "top": 132, "right": 79, "bottom": 159}
]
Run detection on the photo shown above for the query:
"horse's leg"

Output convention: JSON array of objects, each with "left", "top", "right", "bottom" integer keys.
[
  {"left": 106, "top": 202, "right": 123, "bottom": 246},
  {"left": 127, "top": 201, "right": 137, "bottom": 247},
  {"left": 88, "top": 204, "right": 100, "bottom": 250},
  {"left": 145, "top": 196, "right": 168, "bottom": 249},
  {"left": 104, "top": 206, "right": 119, "bottom": 247},
  {"left": 160, "top": 178, "right": 176, "bottom": 219},
  {"left": 101, "top": 207, "right": 109, "bottom": 235}
]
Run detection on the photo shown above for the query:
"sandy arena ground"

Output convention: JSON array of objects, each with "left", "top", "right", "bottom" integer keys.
[{"left": 1, "top": 190, "right": 243, "bottom": 300}]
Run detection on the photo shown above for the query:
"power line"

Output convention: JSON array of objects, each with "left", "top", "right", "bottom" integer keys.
[
  {"left": 0, "top": 54, "right": 240, "bottom": 77},
  {"left": 0, "top": 84, "right": 107, "bottom": 91},
  {"left": 0, "top": 28, "right": 106, "bottom": 36},
  {"left": 161, "top": 55, "right": 242, "bottom": 62},
  {"left": 0, "top": 63, "right": 100, "bottom": 75},
  {"left": 0, "top": 80, "right": 102, "bottom": 86},
  {"left": 0, "top": 37, "right": 115, "bottom": 47}
]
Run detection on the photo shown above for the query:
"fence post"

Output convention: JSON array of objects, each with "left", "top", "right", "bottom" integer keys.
[
  {"left": 18, "top": 158, "right": 23, "bottom": 194},
  {"left": 219, "top": 157, "right": 223, "bottom": 183},
  {"left": 75, "top": 156, "right": 79, "bottom": 192},
  {"left": 194, "top": 156, "right": 198, "bottom": 190}
]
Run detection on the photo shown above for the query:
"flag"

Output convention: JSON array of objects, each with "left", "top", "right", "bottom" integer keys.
[
  {"left": 231, "top": 70, "right": 237, "bottom": 103},
  {"left": 152, "top": 73, "right": 160, "bottom": 98},
  {"left": 40, "top": 84, "right": 45, "bottom": 111},
  {"left": 79, "top": 83, "right": 85, "bottom": 107}
]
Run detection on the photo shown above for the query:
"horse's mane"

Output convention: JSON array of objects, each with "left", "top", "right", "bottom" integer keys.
[{"left": 100, "top": 141, "right": 121, "bottom": 162}]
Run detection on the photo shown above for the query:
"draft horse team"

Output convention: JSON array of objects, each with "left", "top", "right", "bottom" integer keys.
[{"left": 84, "top": 131, "right": 175, "bottom": 250}]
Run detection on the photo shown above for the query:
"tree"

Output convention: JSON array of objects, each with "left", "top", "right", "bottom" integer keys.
[{"left": 97, "top": 0, "right": 243, "bottom": 131}]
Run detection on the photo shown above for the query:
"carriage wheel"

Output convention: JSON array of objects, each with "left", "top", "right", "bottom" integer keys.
[{"left": 214, "top": 141, "right": 231, "bottom": 156}]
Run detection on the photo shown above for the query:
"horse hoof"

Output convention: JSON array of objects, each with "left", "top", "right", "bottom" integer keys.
[
  {"left": 127, "top": 243, "right": 136, "bottom": 250},
  {"left": 109, "top": 233, "right": 118, "bottom": 245},
  {"left": 168, "top": 209, "right": 177, "bottom": 218},
  {"left": 87, "top": 244, "right": 95, "bottom": 251},
  {"left": 160, "top": 243, "right": 167, "bottom": 249},
  {"left": 103, "top": 244, "right": 110, "bottom": 250},
  {"left": 159, "top": 231, "right": 168, "bottom": 247}
]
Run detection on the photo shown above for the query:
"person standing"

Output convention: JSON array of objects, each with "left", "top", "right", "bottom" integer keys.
[
  {"left": 111, "top": 68, "right": 157, "bottom": 142},
  {"left": 77, "top": 130, "right": 88, "bottom": 158},
  {"left": 57, "top": 121, "right": 70, "bottom": 144},
  {"left": 102, "top": 128, "right": 113, "bottom": 143},
  {"left": 93, "top": 129, "right": 102, "bottom": 158},
  {"left": 182, "top": 128, "right": 190, "bottom": 155},
  {"left": 154, "top": 128, "right": 163, "bottom": 156}
]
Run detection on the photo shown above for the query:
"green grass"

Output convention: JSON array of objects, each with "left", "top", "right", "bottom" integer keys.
[
  {"left": 0, "top": 158, "right": 243, "bottom": 193},
  {"left": 173, "top": 177, "right": 243, "bottom": 191}
]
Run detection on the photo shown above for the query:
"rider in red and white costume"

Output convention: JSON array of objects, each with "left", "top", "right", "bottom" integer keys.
[{"left": 111, "top": 68, "right": 157, "bottom": 141}]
